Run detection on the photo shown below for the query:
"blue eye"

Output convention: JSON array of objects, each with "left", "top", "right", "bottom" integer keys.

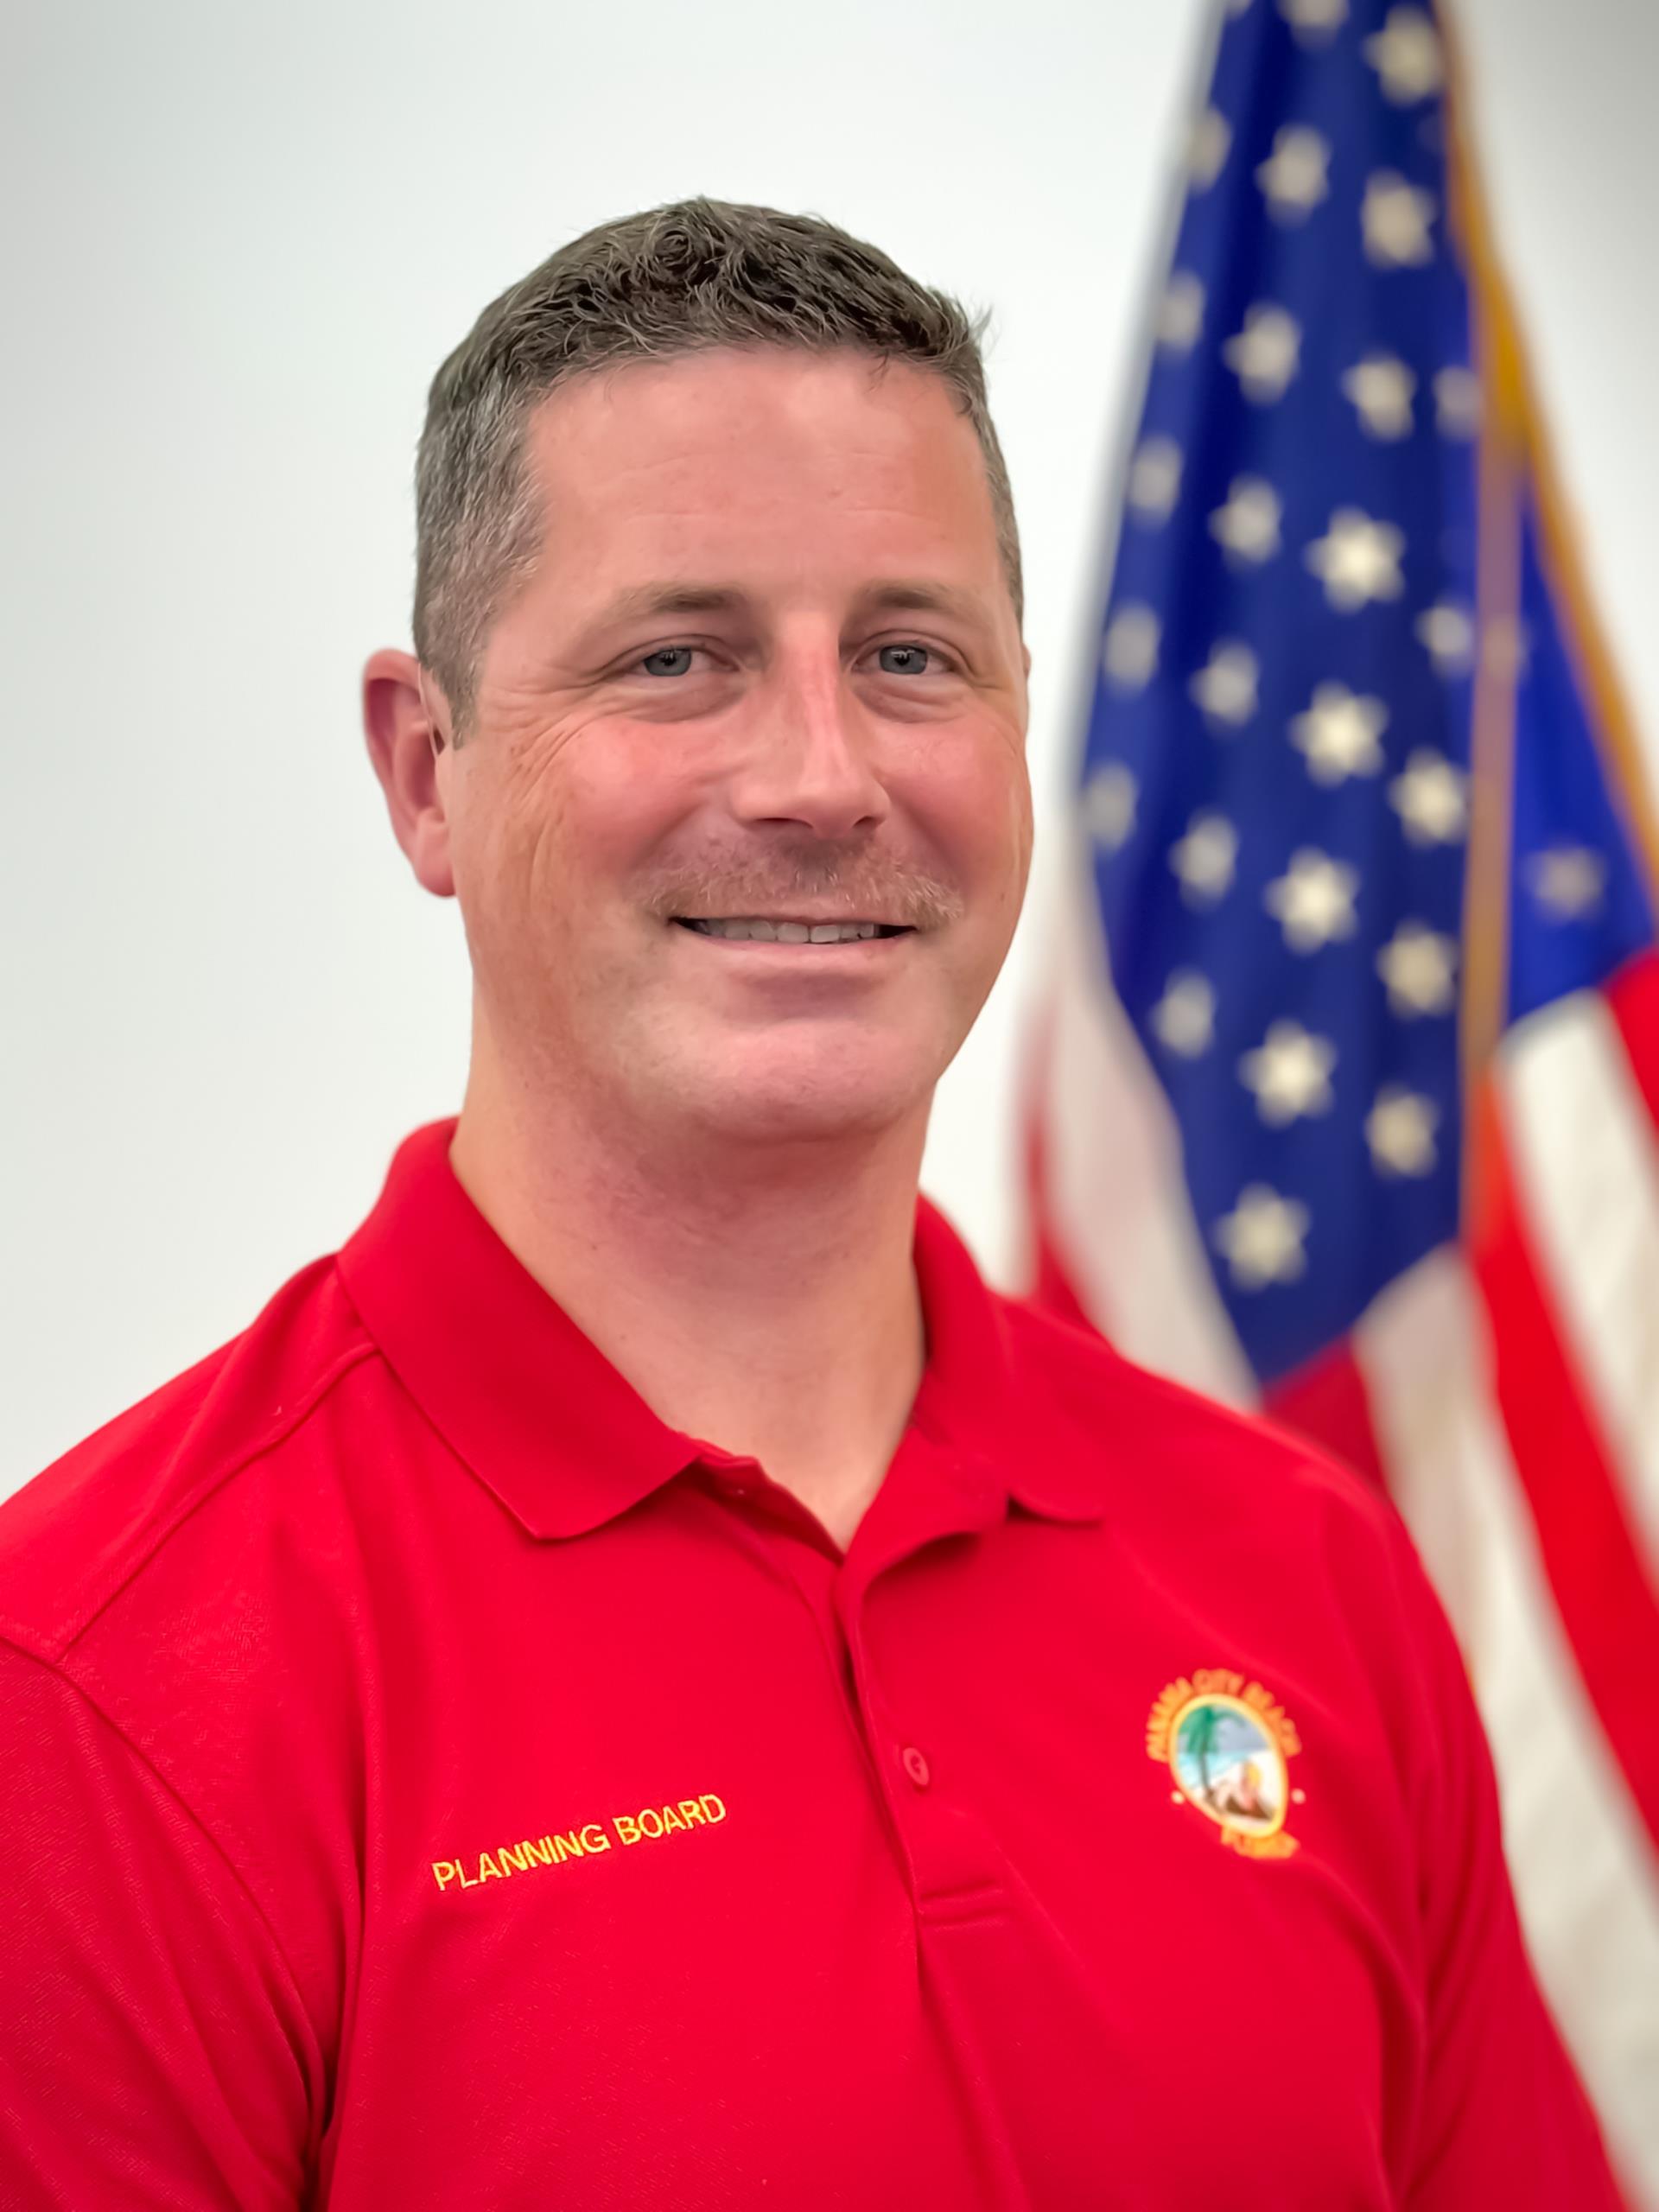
[
  {"left": 640, "top": 646, "right": 696, "bottom": 677},
  {"left": 876, "top": 643, "right": 933, "bottom": 676}
]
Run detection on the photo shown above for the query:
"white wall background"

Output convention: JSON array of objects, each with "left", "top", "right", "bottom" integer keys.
[{"left": 4, "top": 0, "right": 1656, "bottom": 1487}]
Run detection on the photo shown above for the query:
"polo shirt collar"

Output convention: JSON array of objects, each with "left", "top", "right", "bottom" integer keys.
[
  {"left": 905, "top": 1175, "right": 1106, "bottom": 1527},
  {"left": 338, "top": 1120, "right": 1103, "bottom": 1541}
]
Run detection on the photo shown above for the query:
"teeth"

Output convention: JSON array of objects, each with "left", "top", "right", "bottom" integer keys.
[{"left": 685, "top": 918, "right": 886, "bottom": 944}]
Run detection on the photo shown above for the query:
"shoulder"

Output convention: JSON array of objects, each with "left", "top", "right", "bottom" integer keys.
[
  {"left": 997, "top": 1293, "right": 1438, "bottom": 1657},
  {"left": 0, "top": 1255, "right": 379, "bottom": 1663},
  {"left": 1001, "top": 1291, "right": 1385, "bottom": 1522},
  {"left": 0, "top": 1250, "right": 394, "bottom": 2043}
]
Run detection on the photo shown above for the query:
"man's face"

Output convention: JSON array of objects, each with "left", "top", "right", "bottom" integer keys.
[{"left": 441, "top": 345, "right": 1032, "bottom": 1149}]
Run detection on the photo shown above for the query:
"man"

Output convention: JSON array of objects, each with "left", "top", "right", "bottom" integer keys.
[{"left": 0, "top": 200, "right": 1621, "bottom": 2208}]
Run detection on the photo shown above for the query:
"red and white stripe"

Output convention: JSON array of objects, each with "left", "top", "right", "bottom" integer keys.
[{"left": 1025, "top": 873, "right": 1659, "bottom": 2202}]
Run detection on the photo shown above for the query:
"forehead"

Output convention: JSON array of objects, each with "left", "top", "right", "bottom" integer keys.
[{"left": 516, "top": 347, "right": 1001, "bottom": 599}]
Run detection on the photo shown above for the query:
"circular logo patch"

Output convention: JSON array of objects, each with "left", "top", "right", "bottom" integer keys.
[{"left": 1147, "top": 1669, "right": 1304, "bottom": 1858}]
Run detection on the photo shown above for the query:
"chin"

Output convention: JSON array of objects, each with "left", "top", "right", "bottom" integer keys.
[{"left": 667, "top": 1046, "right": 938, "bottom": 1147}]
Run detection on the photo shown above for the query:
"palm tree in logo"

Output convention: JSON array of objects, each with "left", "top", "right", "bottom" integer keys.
[{"left": 1180, "top": 1703, "right": 1224, "bottom": 1807}]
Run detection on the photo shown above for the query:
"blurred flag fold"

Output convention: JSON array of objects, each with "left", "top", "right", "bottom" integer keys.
[{"left": 1023, "top": 0, "right": 1659, "bottom": 2196}]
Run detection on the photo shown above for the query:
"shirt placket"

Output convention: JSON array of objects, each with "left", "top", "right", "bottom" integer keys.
[
  {"left": 694, "top": 1436, "right": 1036, "bottom": 2207},
  {"left": 838, "top": 1431, "right": 1039, "bottom": 2209}
]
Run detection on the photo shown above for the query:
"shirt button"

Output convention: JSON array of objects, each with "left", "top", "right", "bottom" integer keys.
[{"left": 900, "top": 1745, "right": 931, "bottom": 1789}]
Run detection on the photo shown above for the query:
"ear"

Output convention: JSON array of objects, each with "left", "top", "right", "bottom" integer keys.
[{"left": 363, "top": 649, "right": 456, "bottom": 898}]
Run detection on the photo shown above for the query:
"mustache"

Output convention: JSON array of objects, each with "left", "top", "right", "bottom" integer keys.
[{"left": 639, "top": 847, "right": 965, "bottom": 930}]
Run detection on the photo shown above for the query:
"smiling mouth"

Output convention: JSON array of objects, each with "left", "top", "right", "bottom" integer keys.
[{"left": 671, "top": 917, "right": 915, "bottom": 944}]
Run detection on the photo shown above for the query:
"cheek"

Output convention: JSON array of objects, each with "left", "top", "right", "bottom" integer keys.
[
  {"left": 484, "top": 722, "right": 702, "bottom": 911},
  {"left": 896, "top": 729, "right": 1032, "bottom": 899}
]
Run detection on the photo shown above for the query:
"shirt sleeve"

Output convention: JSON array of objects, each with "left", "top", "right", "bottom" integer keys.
[
  {"left": 1388, "top": 1528, "right": 1627, "bottom": 2210},
  {"left": 0, "top": 1639, "right": 321, "bottom": 2210}
]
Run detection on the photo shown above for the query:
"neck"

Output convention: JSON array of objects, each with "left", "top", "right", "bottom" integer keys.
[{"left": 448, "top": 1046, "right": 931, "bottom": 1552}]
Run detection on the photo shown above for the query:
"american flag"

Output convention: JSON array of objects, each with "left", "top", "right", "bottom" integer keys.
[{"left": 1022, "top": 1, "right": 1659, "bottom": 2196}]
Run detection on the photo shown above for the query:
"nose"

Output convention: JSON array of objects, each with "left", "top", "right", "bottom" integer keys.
[{"left": 727, "top": 647, "right": 890, "bottom": 841}]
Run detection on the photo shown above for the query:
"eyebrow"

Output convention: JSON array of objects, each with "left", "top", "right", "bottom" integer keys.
[
  {"left": 850, "top": 580, "right": 990, "bottom": 627},
  {"left": 591, "top": 584, "right": 750, "bottom": 627}
]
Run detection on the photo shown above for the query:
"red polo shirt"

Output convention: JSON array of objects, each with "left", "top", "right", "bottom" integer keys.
[{"left": 0, "top": 1121, "right": 1618, "bottom": 2209}]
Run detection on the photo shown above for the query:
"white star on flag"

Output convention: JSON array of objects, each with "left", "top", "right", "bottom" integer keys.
[
  {"left": 1223, "top": 304, "right": 1302, "bottom": 403},
  {"left": 1305, "top": 508, "right": 1406, "bottom": 609},
  {"left": 1150, "top": 971, "right": 1217, "bottom": 1058},
  {"left": 1189, "top": 108, "right": 1232, "bottom": 191},
  {"left": 1433, "top": 365, "right": 1482, "bottom": 437},
  {"left": 1255, "top": 127, "right": 1332, "bottom": 220},
  {"left": 1362, "top": 170, "right": 1437, "bottom": 266},
  {"left": 1376, "top": 919, "right": 1458, "bottom": 1015},
  {"left": 1342, "top": 353, "right": 1416, "bottom": 440},
  {"left": 1416, "top": 599, "right": 1477, "bottom": 676},
  {"left": 1290, "top": 682, "right": 1389, "bottom": 784},
  {"left": 1188, "top": 641, "right": 1261, "bottom": 728},
  {"left": 1264, "top": 848, "right": 1361, "bottom": 951},
  {"left": 1527, "top": 845, "right": 1608, "bottom": 920},
  {"left": 1127, "top": 435, "right": 1184, "bottom": 523},
  {"left": 1102, "top": 603, "right": 1160, "bottom": 690},
  {"left": 1082, "top": 762, "right": 1138, "bottom": 853},
  {"left": 1363, "top": 7, "right": 1444, "bottom": 104},
  {"left": 1365, "top": 1085, "right": 1440, "bottom": 1176},
  {"left": 1214, "top": 1184, "right": 1312, "bottom": 1289},
  {"left": 1278, "top": 0, "right": 1347, "bottom": 44},
  {"left": 1156, "top": 271, "right": 1206, "bottom": 355},
  {"left": 1239, "top": 1020, "right": 1338, "bottom": 1124},
  {"left": 1209, "top": 476, "right": 1284, "bottom": 564},
  {"left": 1169, "top": 812, "right": 1240, "bottom": 906},
  {"left": 1389, "top": 749, "right": 1469, "bottom": 845}
]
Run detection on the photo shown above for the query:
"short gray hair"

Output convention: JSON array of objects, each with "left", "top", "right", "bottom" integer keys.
[{"left": 413, "top": 197, "right": 1022, "bottom": 732}]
